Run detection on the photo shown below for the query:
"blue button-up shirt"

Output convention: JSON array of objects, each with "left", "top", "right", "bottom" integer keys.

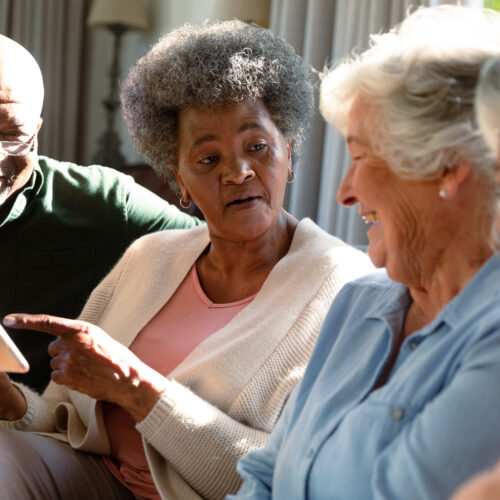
[{"left": 231, "top": 254, "right": 500, "bottom": 499}]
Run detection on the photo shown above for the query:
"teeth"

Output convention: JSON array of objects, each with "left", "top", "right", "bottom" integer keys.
[{"left": 362, "top": 213, "right": 379, "bottom": 224}]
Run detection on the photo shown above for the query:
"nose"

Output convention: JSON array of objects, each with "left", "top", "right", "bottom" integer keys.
[
  {"left": 221, "top": 156, "right": 255, "bottom": 184},
  {"left": 336, "top": 162, "right": 358, "bottom": 206}
]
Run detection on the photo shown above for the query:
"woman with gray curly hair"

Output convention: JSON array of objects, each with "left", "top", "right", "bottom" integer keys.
[
  {"left": 233, "top": 6, "right": 500, "bottom": 500},
  {"left": 0, "top": 20, "right": 372, "bottom": 500}
]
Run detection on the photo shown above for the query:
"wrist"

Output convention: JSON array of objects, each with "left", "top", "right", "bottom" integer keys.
[
  {"left": 3, "top": 385, "right": 27, "bottom": 421},
  {"left": 124, "top": 366, "right": 167, "bottom": 422}
]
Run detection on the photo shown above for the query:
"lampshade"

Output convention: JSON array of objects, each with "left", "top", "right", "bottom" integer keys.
[
  {"left": 212, "top": 0, "right": 271, "bottom": 27},
  {"left": 88, "top": 0, "right": 148, "bottom": 30}
]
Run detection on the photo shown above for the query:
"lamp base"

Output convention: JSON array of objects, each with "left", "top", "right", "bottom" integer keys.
[{"left": 92, "top": 129, "right": 125, "bottom": 167}]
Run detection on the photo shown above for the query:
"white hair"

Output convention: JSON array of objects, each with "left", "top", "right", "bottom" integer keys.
[
  {"left": 320, "top": 5, "right": 500, "bottom": 181},
  {"left": 476, "top": 56, "right": 500, "bottom": 157}
]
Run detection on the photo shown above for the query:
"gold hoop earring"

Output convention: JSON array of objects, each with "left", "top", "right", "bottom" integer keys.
[
  {"left": 179, "top": 196, "right": 192, "bottom": 209},
  {"left": 287, "top": 171, "right": 295, "bottom": 184}
]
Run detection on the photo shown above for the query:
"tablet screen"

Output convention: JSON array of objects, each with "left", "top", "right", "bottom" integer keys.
[{"left": 0, "top": 324, "right": 29, "bottom": 373}]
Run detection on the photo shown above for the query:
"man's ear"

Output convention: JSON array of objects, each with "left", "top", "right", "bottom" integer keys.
[
  {"left": 287, "top": 139, "right": 292, "bottom": 168},
  {"left": 440, "top": 160, "right": 472, "bottom": 199}
]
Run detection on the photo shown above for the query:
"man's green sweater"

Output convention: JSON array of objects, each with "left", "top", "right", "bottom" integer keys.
[{"left": 0, "top": 156, "right": 200, "bottom": 392}]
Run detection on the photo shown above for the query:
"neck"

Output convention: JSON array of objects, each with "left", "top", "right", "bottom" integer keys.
[
  {"left": 196, "top": 211, "right": 298, "bottom": 303},
  {"left": 209, "top": 212, "right": 296, "bottom": 270},
  {"left": 404, "top": 239, "right": 495, "bottom": 337}
]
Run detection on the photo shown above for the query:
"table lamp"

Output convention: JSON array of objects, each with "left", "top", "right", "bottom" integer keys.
[{"left": 88, "top": 0, "right": 148, "bottom": 167}]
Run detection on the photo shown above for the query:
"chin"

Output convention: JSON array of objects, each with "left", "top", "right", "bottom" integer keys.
[{"left": 367, "top": 246, "right": 386, "bottom": 269}]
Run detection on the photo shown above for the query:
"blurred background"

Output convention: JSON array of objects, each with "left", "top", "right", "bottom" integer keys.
[{"left": 0, "top": 0, "right": 497, "bottom": 245}]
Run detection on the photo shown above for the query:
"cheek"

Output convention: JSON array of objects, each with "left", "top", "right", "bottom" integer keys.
[{"left": 384, "top": 192, "right": 421, "bottom": 238}]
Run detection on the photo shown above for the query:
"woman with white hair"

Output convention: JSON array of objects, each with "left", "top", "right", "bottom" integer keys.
[{"left": 231, "top": 6, "right": 500, "bottom": 499}]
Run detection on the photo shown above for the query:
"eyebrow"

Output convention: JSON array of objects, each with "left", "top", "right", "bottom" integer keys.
[
  {"left": 346, "top": 135, "right": 367, "bottom": 146},
  {"left": 238, "top": 121, "right": 263, "bottom": 133}
]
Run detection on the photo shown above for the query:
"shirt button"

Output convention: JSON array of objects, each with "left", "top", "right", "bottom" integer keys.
[
  {"left": 409, "top": 341, "right": 419, "bottom": 350},
  {"left": 307, "top": 448, "right": 314, "bottom": 458},
  {"left": 391, "top": 408, "right": 404, "bottom": 421}
]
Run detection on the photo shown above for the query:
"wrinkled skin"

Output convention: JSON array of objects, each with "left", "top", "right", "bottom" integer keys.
[{"left": 2, "top": 314, "right": 167, "bottom": 422}]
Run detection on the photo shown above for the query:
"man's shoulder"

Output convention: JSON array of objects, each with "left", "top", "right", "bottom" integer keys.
[
  {"left": 37, "top": 156, "right": 134, "bottom": 190},
  {"left": 36, "top": 156, "right": 146, "bottom": 210}
]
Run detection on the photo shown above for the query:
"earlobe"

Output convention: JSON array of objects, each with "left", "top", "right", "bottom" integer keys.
[{"left": 439, "top": 160, "right": 472, "bottom": 199}]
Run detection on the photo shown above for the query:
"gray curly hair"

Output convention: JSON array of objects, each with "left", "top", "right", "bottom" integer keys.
[
  {"left": 121, "top": 20, "right": 314, "bottom": 187},
  {"left": 320, "top": 5, "right": 500, "bottom": 182}
]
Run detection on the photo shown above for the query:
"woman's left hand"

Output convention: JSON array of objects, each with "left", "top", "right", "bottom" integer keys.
[{"left": 3, "top": 314, "right": 167, "bottom": 422}]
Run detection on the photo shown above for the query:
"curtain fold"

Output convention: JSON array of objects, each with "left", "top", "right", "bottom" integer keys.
[
  {"left": 0, "top": 0, "right": 89, "bottom": 163},
  {"left": 271, "top": 0, "right": 428, "bottom": 246}
]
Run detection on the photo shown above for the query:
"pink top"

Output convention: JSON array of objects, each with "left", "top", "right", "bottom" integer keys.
[{"left": 103, "top": 265, "right": 255, "bottom": 499}]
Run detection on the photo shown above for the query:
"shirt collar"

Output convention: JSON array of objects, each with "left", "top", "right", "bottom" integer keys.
[
  {"left": 0, "top": 157, "right": 43, "bottom": 228},
  {"left": 437, "top": 252, "right": 500, "bottom": 329},
  {"left": 368, "top": 253, "right": 500, "bottom": 338}
]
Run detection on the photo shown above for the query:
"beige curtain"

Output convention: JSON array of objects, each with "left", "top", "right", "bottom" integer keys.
[
  {"left": 271, "top": 0, "right": 429, "bottom": 246},
  {"left": 0, "top": 0, "right": 89, "bottom": 163}
]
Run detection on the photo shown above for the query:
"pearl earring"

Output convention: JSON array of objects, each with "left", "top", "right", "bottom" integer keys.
[{"left": 439, "top": 188, "right": 448, "bottom": 199}]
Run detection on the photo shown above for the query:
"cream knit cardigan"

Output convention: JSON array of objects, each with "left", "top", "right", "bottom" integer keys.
[{"left": 2, "top": 218, "right": 373, "bottom": 500}]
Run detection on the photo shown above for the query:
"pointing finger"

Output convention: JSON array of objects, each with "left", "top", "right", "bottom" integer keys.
[{"left": 2, "top": 314, "right": 91, "bottom": 337}]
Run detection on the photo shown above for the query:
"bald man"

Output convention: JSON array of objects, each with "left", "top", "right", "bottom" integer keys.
[{"left": 0, "top": 35, "right": 200, "bottom": 392}]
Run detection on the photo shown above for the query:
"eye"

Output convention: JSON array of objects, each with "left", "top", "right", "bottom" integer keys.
[
  {"left": 199, "top": 155, "right": 218, "bottom": 165},
  {"left": 351, "top": 154, "right": 364, "bottom": 162},
  {"left": 248, "top": 143, "right": 267, "bottom": 153}
]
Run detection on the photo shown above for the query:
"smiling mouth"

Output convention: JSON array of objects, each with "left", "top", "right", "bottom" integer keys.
[{"left": 362, "top": 212, "right": 379, "bottom": 224}]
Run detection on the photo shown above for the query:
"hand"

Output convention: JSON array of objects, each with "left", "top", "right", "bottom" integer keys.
[
  {"left": 3, "top": 314, "right": 167, "bottom": 421},
  {"left": 0, "top": 372, "right": 27, "bottom": 421},
  {"left": 451, "top": 460, "right": 500, "bottom": 500}
]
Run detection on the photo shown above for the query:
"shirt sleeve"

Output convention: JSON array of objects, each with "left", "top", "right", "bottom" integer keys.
[
  {"left": 372, "top": 329, "right": 500, "bottom": 499},
  {"left": 122, "top": 176, "right": 202, "bottom": 241}
]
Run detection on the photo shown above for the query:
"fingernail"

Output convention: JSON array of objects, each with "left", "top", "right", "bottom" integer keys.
[{"left": 3, "top": 316, "right": 17, "bottom": 326}]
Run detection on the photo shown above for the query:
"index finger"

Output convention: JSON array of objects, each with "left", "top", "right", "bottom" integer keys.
[{"left": 2, "top": 314, "right": 91, "bottom": 337}]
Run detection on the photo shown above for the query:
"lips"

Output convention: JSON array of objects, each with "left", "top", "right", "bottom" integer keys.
[{"left": 225, "top": 193, "right": 261, "bottom": 207}]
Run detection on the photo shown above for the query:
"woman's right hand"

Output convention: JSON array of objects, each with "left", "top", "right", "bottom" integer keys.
[{"left": 0, "top": 372, "right": 27, "bottom": 421}]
